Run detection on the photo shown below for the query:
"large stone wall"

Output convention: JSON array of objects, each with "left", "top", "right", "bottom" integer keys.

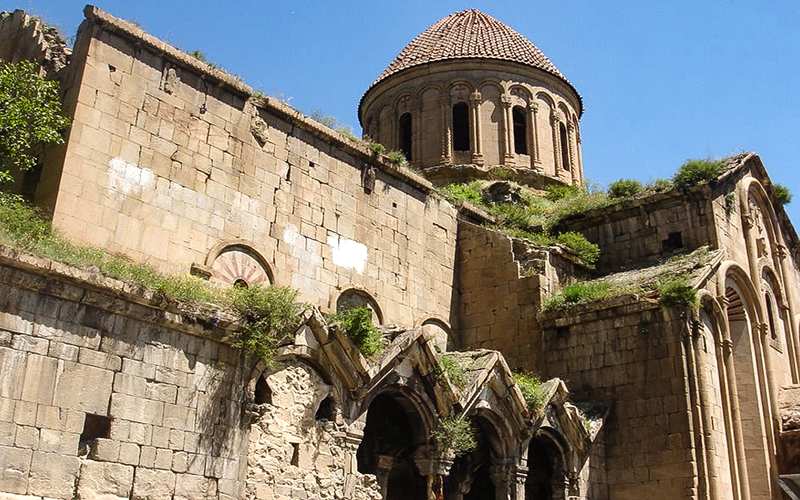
[
  {"left": 0, "top": 247, "right": 389, "bottom": 500},
  {"left": 34, "top": 7, "right": 458, "bottom": 328},
  {"left": 0, "top": 248, "right": 249, "bottom": 499},
  {"left": 537, "top": 300, "right": 696, "bottom": 499},
  {"left": 559, "top": 191, "right": 717, "bottom": 273}
]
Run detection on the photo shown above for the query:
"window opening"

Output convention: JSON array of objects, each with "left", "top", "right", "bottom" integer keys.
[
  {"left": 662, "top": 231, "right": 683, "bottom": 251},
  {"left": 559, "top": 122, "right": 570, "bottom": 171},
  {"left": 766, "top": 294, "right": 778, "bottom": 339},
  {"left": 79, "top": 413, "right": 111, "bottom": 455},
  {"left": 316, "top": 396, "right": 335, "bottom": 421},
  {"left": 398, "top": 112, "right": 412, "bottom": 163},
  {"left": 254, "top": 375, "right": 272, "bottom": 405},
  {"left": 452, "top": 102, "right": 470, "bottom": 152},
  {"left": 513, "top": 106, "right": 527, "bottom": 155}
]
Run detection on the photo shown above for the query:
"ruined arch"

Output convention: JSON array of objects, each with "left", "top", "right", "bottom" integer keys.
[
  {"left": 722, "top": 267, "right": 774, "bottom": 498},
  {"left": 414, "top": 314, "right": 457, "bottom": 351},
  {"left": 525, "top": 429, "right": 569, "bottom": 500},
  {"left": 444, "top": 413, "right": 507, "bottom": 500}
]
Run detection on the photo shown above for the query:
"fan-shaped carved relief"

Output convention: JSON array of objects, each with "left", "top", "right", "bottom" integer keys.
[{"left": 210, "top": 245, "right": 272, "bottom": 286}]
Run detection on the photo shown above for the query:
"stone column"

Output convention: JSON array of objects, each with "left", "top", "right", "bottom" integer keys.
[
  {"left": 528, "top": 102, "right": 541, "bottom": 171},
  {"left": 412, "top": 104, "right": 422, "bottom": 169},
  {"left": 575, "top": 126, "right": 584, "bottom": 184},
  {"left": 550, "top": 110, "right": 561, "bottom": 175},
  {"left": 440, "top": 97, "right": 452, "bottom": 165},
  {"left": 510, "top": 465, "right": 528, "bottom": 500},
  {"left": 691, "top": 320, "right": 721, "bottom": 500},
  {"left": 413, "top": 446, "right": 453, "bottom": 500},
  {"left": 340, "top": 428, "right": 366, "bottom": 499},
  {"left": 774, "top": 243, "right": 800, "bottom": 382},
  {"left": 501, "top": 95, "right": 515, "bottom": 166},
  {"left": 567, "top": 122, "right": 577, "bottom": 183},
  {"left": 469, "top": 91, "right": 484, "bottom": 165},
  {"left": 718, "top": 296, "right": 752, "bottom": 500},
  {"left": 489, "top": 464, "right": 513, "bottom": 500}
]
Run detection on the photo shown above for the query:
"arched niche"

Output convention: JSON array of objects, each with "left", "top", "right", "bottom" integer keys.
[
  {"left": 205, "top": 241, "right": 273, "bottom": 287},
  {"left": 444, "top": 414, "right": 507, "bottom": 500},
  {"left": 334, "top": 286, "right": 384, "bottom": 325},
  {"left": 723, "top": 271, "right": 772, "bottom": 496}
]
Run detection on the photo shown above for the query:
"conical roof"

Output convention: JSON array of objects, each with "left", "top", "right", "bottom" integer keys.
[{"left": 371, "top": 9, "right": 568, "bottom": 86}]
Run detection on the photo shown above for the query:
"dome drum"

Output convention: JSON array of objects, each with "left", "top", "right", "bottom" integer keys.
[{"left": 359, "top": 10, "right": 584, "bottom": 188}]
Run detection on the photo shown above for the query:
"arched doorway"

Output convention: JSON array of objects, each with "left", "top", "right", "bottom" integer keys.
[
  {"left": 357, "top": 393, "right": 428, "bottom": 500},
  {"left": 525, "top": 433, "right": 565, "bottom": 500},
  {"left": 726, "top": 279, "right": 772, "bottom": 499},
  {"left": 444, "top": 416, "right": 502, "bottom": 500}
]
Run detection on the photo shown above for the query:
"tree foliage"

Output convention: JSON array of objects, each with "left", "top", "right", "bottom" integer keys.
[{"left": 0, "top": 60, "right": 69, "bottom": 181}]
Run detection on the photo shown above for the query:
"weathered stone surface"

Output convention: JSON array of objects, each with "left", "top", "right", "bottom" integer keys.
[
  {"left": 75, "top": 460, "right": 134, "bottom": 500},
  {"left": 27, "top": 452, "right": 80, "bottom": 499},
  {"left": 131, "top": 468, "right": 176, "bottom": 500}
]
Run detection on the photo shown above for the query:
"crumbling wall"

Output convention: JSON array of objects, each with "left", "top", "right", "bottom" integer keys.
[
  {"left": 0, "top": 250, "right": 249, "bottom": 499},
  {"left": 456, "top": 220, "right": 589, "bottom": 367},
  {"left": 0, "top": 10, "right": 71, "bottom": 76},
  {"left": 559, "top": 192, "right": 717, "bottom": 273},
  {"left": 246, "top": 362, "right": 380, "bottom": 500}
]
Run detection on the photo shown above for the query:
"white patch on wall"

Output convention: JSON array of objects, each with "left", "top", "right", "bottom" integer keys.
[
  {"left": 283, "top": 223, "right": 302, "bottom": 247},
  {"left": 108, "top": 157, "right": 155, "bottom": 196},
  {"left": 327, "top": 235, "right": 367, "bottom": 274}
]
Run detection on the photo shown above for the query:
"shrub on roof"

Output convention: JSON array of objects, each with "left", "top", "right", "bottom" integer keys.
[
  {"left": 774, "top": 183, "right": 792, "bottom": 205},
  {"left": 608, "top": 179, "right": 643, "bottom": 199},
  {"left": 673, "top": 158, "right": 725, "bottom": 189}
]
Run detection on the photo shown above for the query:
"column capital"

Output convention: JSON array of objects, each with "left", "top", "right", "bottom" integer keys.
[
  {"left": 501, "top": 94, "right": 513, "bottom": 107},
  {"left": 775, "top": 243, "right": 788, "bottom": 260},
  {"left": 723, "top": 338, "right": 734, "bottom": 354},
  {"left": 469, "top": 90, "right": 482, "bottom": 103}
]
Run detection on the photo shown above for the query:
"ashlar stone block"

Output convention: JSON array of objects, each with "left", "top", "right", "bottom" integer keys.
[
  {"left": 75, "top": 460, "right": 134, "bottom": 500},
  {"left": 131, "top": 467, "right": 175, "bottom": 500},
  {"left": 28, "top": 451, "right": 80, "bottom": 499}
]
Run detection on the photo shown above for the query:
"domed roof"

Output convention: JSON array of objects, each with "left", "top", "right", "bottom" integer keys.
[{"left": 371, "top": 9, "right": 568, "bottom": 86}]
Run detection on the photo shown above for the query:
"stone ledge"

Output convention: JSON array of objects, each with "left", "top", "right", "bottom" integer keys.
[{"left": 0, "top": 244, "right": 239, "bottom": 342}]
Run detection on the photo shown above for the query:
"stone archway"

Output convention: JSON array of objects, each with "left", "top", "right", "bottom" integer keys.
[
  {"left": 525, "top": 433, "right": 566, "bottom": 500},
  {"left": 357, "top": 393, "right": 428, "bottom": 500},
  {"left": 444, "top": 416, "right": 504, "bottom": 500}
]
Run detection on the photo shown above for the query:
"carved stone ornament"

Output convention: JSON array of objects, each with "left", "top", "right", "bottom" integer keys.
[
  {"left": 362, "top": 164, "right": 377, "bottom": 194},
  {"left": 250, "top": 113, "right": 270, "bottom": 145},
  {"left": 160, "top": 64, "right": 180, "bottom": 95}
]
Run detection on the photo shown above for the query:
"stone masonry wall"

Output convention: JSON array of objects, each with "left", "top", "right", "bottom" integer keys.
[
  {"left": 0, "top": 249, "right": 251, "bottom": 499},
  {"left": 41, "top": 8, "right": 458, "bottom": 327},
  {"left": 536, "top": 301, "right": 696, "bottom": 499},
  {"left": 559, "top": 191, "right": 717, "bottom": 273},
  {"left": 456, "top": 220, "right": 590, "bottom": 367}
]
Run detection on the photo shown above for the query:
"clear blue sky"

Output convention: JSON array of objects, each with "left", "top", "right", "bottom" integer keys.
[{"left": 14, "top": 1, "right": 800, "bottom": 228}]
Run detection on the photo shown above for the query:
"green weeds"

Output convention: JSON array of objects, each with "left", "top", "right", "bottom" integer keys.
[
  {"left": 329, "top": 306, "right": 383, "bottom": 358},
  {"left": 433, "top": 417, "right": 476, "bottom": 457},
  {"left": 513, "top": 372, "right": 549, "bottom": 416}
]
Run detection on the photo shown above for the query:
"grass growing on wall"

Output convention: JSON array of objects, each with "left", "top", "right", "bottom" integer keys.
[
  {"left": 513, "top": 372, "right": 549, "bottom": 416},
  {"left": 328, "top": 306, "right": 384, "bottom": 358},
  {"left": 433, "top": 417, "right": 476, "bottom": 457},
  {"left": 0, "top": 193, "right": 306, "bottom": 365},
  {"left": 438, "top": 354, "right": 467, "bottom": 389}
]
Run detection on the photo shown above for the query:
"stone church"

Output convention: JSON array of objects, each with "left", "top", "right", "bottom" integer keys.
[{"left": 0, "top": 5, "right": 799, "bottom": 500}]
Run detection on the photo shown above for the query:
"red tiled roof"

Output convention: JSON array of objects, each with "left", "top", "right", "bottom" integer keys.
[{"left": 372, "top": 9, "right": 567, "bottom": 86}]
